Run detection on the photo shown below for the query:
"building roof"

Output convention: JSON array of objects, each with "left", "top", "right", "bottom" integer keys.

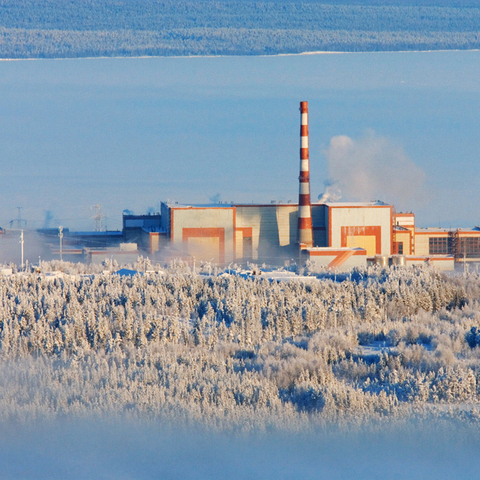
[
  {"left": 306, "top": 247, "right": 366, "bottom": 252},
  {"left": 314, "top": 201, "right": 390, "bottom": 207},
  {"left": 141, "top": 227, "right": 166, "bottom": 234},
  {"left": 164, "top": 201, "right": 390, "bottom": 209},
  {"left": 165, "top": 203, "right": 234, "bottom": 208},
  {"left": 68, "top": 231, "right": 122, "bottom": 236},
  {"left": 416, "top": 227, "right": 480, "bottom": 234}
]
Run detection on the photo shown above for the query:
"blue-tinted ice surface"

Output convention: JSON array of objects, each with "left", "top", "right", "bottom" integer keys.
[
  {"left": 0, "top": 51, "right": 478, "bottom": 232},
  {"left": 0, "top": 419, "right": 479, "bottom": 479}
]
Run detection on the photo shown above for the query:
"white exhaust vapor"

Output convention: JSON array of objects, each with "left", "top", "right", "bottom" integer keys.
[
  {"left": 318, "top": 181, "right": 342, "bottom": 203},
  {"left": 322, "top": 131, "right": 425, "bottom": 207}
]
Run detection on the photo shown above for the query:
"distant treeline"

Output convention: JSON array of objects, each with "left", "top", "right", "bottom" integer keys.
[{"left": 0, "top": 0, "right": 479, "bottom": 58}]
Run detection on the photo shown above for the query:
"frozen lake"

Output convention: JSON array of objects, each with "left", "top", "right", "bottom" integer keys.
[
  {"left": 0, "top": 51, "right": 479, "bottom": 232},
  {"left": 2, "top": 418, "right": 480, "bottom": 479}
]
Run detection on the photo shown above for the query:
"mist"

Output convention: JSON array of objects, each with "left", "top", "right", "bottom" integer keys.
[
  {"left": 1, "top": 419, "right": 479, "bottom": 479},
  {"left": 0, "top": 231, "right": 52, "bottom": 266}
]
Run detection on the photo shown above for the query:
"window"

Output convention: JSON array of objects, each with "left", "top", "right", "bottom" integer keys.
[
  {"left": 429, "top": 237, "right": 450, "bottom": 254},
  {"left": 393, "top": 241, "right": 404, "bottom": 255},
  {"left": 458, "top": 237, "right": 480, "bottom": 257}
]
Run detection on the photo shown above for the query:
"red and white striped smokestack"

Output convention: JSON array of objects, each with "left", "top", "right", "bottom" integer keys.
[{"left": 297, "top": 101, "right": 314, "bottom": 249}]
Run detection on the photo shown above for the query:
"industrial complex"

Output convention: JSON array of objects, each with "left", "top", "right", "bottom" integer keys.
[{"left": 28, "top": 102, "right": 480, "bottom": 271}]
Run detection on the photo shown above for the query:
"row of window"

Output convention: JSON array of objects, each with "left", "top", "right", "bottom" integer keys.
[
  {"left": 428, "top": 237, "right": 480, "bottom": 256},
  {"left": 429, "top": 237, "right": 451, "bottom": 254},
  {"left": 459, "top": 238, "right": 480, "bottom": 256}
]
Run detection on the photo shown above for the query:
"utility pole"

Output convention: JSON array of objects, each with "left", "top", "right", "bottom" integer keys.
[
  {"left": 20, "top": 230, "right": 24, "bottom": 270},
  {"left": 58, "top": 226, "right": 64, "bottom": 261}
]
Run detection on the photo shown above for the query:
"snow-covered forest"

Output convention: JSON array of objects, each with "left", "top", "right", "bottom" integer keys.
[
  {"left": 1, "top": 261, "right": 480, "bottom": 431},
  {"left": 1, "top": 0, "right": 480, "bottom": 58}
]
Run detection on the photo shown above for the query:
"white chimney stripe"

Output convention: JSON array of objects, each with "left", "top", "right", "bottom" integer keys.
[
  {"left": 299, "top": 205, "right": 312, "bottom": 218},
  {"left": 300, "top": 182, "right": 310, "bottom": 194},
  {"left": 300, "top": 159, "right": 309, "bottom": 171},
  {"left": 301, "top": 136, "right": 309, "bottom": 149},
  {"left": 301, "top": 113, "right": 308, "bottom": 125}
]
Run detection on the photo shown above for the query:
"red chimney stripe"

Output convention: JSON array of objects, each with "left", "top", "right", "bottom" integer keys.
[
  {"left": 298, "top": 217, "right": 313, "bottom": 229},
  {"left": 299, "top": 194, "right": 311, "bottom": 205}
]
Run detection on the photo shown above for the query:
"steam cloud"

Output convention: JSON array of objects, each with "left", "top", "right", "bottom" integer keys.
[
  {"left": 318, "top": 180, "right": 342, "bottom": 203},
  {"left": 320, "top": 132, "right": 425, "bottom": 208}
]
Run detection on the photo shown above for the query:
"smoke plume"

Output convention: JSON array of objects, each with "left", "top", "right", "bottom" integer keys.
[
  {"left": 318, "top": 180, "right": 342, "bottom": 203},
  {"left": 209, "top": 193, "right": 222, "bottom": 204},
  {"left": 43, "top": 210, "right": 54, "bottom": 229},
  {"left": 322, "top": 132, "right": 425, "bottom": 208}
]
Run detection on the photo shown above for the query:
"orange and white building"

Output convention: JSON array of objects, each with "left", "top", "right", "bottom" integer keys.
[
  {"left": 391, "top": 212, "right": 480, "bottom": 269},
  {"left": 155, "top": 200, "right": 393, "bottom": 268},
  {"left": 36, "top": 100, "right": 480, "bottom": 272},
  {"left": 315, "top": 202, "right": 393, "bottom": 256},
  {"left": 134, "top": 205, "right": 479, "bottom": 270},
  {"left": 122, "top": 101, "right": 480, "bottom": 271},
  {"left": 413, "top": 226, "right": 480, "bottom": 263}
]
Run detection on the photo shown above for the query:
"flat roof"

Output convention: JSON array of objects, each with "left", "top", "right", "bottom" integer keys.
[
  {"left": 317, "top": 201, "right": 390, "bottom": 207},
  {"left": 68, "top": 231, "right": 123, "bottom": 236},
  {"left": 306, "top": 247, "right": 366, "bottom": 251},
  {"left": 164, "top": 201, "right": 390, "bottom": 209},
  {"left": 416, "top": 227, "right": 480, "bottom": 233},
  {"left": 166, "top": 203, "right": 234, "bottom": 208},
  {"left": 166, "top": 202, "right": 299, "bottom": 208}
]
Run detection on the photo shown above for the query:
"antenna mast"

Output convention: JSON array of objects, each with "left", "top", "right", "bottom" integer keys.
[
  {"left": 91, "top": 204, "right": 105, "bottom": 232},
  {"left": 10, "top": 207, "right": 27, "bottom": 229}
]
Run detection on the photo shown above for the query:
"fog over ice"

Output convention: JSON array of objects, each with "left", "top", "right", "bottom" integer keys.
[
  {"left": 0, "top": 51, "right": 479, "bottom": 231},
  {"left": 1, "top": 419, "right": 479, "bottom": 479}
]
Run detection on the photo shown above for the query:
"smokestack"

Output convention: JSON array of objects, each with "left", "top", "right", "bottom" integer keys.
[{"left": 297, "top": 101, "right": 314, "bottom": 249}]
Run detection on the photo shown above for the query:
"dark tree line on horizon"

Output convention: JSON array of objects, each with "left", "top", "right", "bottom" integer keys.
[{"left": 0, "top": 0, "right": 479, "bottom": 58}]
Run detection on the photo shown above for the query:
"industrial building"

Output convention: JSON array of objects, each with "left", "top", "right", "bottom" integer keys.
[
  {"left": 142, "top": 103, "right": 395, "bottom": 271},
  {"left": 34, "top": 101, "right": 480, "bottom": 271},
  {"left": 157, "top": 200, "right": 392, "bottom": 266}
]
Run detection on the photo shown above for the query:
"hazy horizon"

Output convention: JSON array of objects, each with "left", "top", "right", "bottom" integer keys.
[{"left": 0, "top": 50, "right": 478, "bottom": 233}]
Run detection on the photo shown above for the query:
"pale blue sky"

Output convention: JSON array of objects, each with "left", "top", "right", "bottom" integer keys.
[{"left": 0, "top": 50, "right": 478, "bottom": 231}]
